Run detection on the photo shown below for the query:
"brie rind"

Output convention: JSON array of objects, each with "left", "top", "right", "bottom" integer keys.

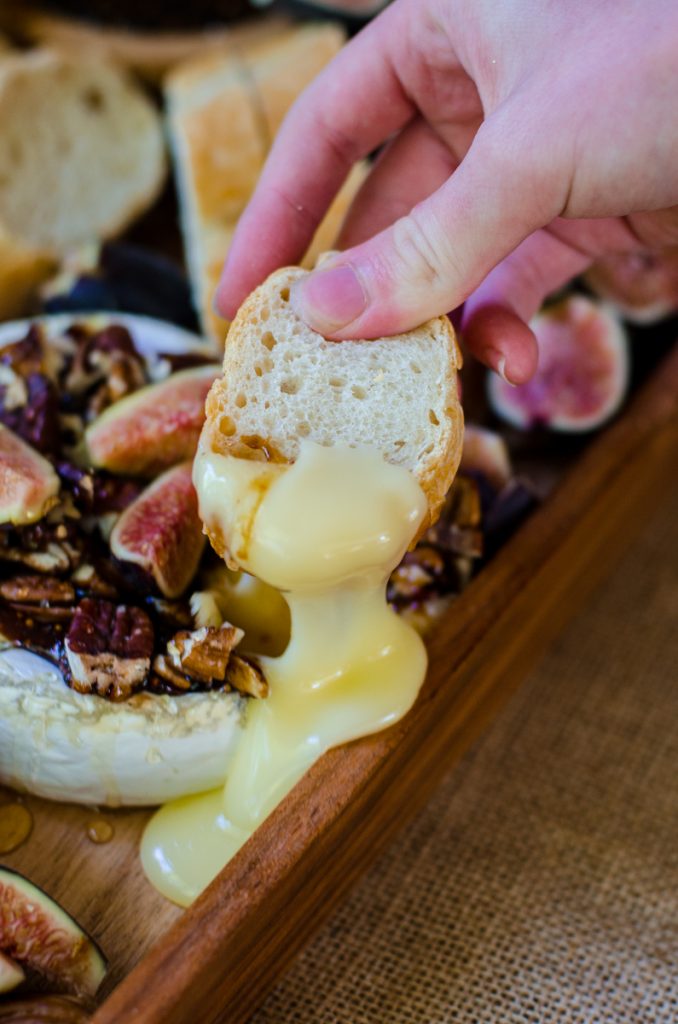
[{"left": 0, "top": 649, "right": 243, "bottom": 806}]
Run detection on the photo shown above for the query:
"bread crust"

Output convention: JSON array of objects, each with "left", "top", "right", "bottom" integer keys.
[
  {"left": 201, "top": 266, "right": 464, "bottom": 537},
  {"left": 166, "top": 23, "right": 351, "bottom": 347}
]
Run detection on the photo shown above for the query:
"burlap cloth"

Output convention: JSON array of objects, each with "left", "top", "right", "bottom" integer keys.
[{"left": 251, "top": 478, "right": 678, "bottom": 1024}]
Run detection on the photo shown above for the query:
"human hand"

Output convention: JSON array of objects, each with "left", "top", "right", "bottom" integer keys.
[{"left": 217, "top": 0, "right": 678, "bottom": 383}]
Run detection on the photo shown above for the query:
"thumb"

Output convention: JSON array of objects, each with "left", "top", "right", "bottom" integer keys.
[{"left": 291, "top": 114, "right": 560, "bottom": 339}]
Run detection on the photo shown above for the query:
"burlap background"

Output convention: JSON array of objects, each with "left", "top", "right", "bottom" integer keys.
[{"left": 251, "top": 478, "right": 678, "bottom": 1023}]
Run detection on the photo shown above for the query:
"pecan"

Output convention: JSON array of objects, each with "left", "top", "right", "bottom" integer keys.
[
  {"left": 70, "top": 563, "right": 118, "bottom": 599},
  {"left": 166, "top": 623, "right": 244, "bottom": 684},
  {"left": 152, "top": 653, "right": 191, "bottom": 691},
  {"left": 1, "top": 520, "right": 84, "bottom": 574},
  {"left": 65, "top": 598, "right": 153, "bottom": 700},
  {"left": 0, "top": 324, "right": 46, "bottom": 377},
  {"left": 225, "top": 654, "right": 268, "bottom": 699},
  {"left": 0, "top": 575, "right": 75, "bottom": 604}
]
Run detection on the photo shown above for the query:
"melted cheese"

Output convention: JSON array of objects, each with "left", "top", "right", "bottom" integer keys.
[{"left": 141, "top": 442, "right": 428, "bottom": 906}]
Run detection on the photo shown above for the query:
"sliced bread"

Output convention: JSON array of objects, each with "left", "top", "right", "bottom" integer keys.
[
  {"left": 0, "top": 49, "right": 166, "bottom": 252},
  {"left": 203, "top": 266, "right": 464, "bottom": 529},
  {"left": 166, "top": 23, "right": 369, "bottom": 347}
]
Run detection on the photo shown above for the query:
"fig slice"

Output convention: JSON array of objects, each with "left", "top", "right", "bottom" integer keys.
[
  {"left": 109, "top": 461, "right": 206, "bottom": 599},
  {"left": 0, "top": 952, "right": 24, "bottom": 994},
  {"left": 0, "top": 868, "right": 106, "bottom": 998},
  {"left": 459, "top": 425, "right": 512, "bottom": 491},
  {"left": 84, "top": 364, "right": 219, "bottom": 476},
  {"left": 488, "top": 296, "right": 630, "bottom": 433},
  {"left": 584, "top": 248, "right": 678, "bottom": 324},
  {"left": 0, "top": 424, "right": 60, "bottom": 525}
]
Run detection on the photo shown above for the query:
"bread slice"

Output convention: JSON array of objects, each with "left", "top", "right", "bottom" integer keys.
[
  {"left": 0, "top": 49, "right": 166, "bottom": 251},
  {"left": 0, "top": 2, "right": 291, "bottom": 82},
  {"left": 203, "top": 266, "right": 464, "bottom": 531},
  {"left": 166, "top": 23, "right": 363, "bottom": 347}
]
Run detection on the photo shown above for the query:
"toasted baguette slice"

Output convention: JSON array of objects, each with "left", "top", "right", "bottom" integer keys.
[
  {"left": 166, "top": 23, "right": 353, "bottom": 346},
  {"left": 203, "top": 266, "right": 464, "bottom": 530},
  {"left": 0, "top": 50, "right": 166, "bottom": 251}
]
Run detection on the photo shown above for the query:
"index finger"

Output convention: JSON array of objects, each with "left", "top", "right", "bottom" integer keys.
[{"left": 216, "top": 3, "right": 418, "bottom": 318}]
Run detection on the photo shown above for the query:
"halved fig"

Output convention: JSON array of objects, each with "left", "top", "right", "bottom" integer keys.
[
  {"left": 109, "top": 461, "right": 205, "bottom": 598},
  {"left": 584, "top": 248, "right": 678, "bottom": 324},
  {"left": 0, "top": 868, "right": 106, "bottom": 998},
  {"left": 488, "top": 296, "right": 630, "bottom": 432},
  {"left": 0, "top": 952, "right": 24, "bottom": 994},
  {"left": 84, "top": 364, "right": 219, "bottom": 476},
  {"left": 459, "top": 425, "right": 512, "bottom": 491},
  {"left": 0, "top": 424, "right": 60, "bottom": 525}
]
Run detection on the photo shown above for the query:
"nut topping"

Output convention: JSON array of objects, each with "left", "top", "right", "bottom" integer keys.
[
  {"left": 225, "top": 655, "right": 268, "bottom": 699},
  {"left": 166, "top": 623, "right": 244, "bottom": 684},
  {"left": 65, "top": 598, "right": 154, "bottom": 700},
  {"left": 0, "top": 575, "right": 75, "bottom": 605}
]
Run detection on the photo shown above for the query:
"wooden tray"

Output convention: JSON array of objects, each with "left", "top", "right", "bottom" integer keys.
[{"left": 5, "top": 341, "right": 678, "bottom": 1023}]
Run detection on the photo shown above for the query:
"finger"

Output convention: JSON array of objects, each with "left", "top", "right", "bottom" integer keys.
[
  {"left": 216, "top": 2, "right": 420, "bottom": 319},
  {"left": 462, "top": 227, "right": 593, "bottom": 384},
  {"left": 338, "top": 118, "right": 459, "bottom": 248},
  {"left": 290, "top": 109, "right": 563, "bottom": 339}
]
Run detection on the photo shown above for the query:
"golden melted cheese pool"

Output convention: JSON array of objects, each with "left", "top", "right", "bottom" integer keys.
[{"left": 141, "top": 441, "right": 428, "bottom": 906}]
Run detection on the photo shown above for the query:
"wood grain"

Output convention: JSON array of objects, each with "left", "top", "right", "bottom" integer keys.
[{"left": 90, "top": 346, "right": 678, "bottom": 1024}]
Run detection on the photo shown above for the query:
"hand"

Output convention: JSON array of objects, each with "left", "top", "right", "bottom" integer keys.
[{"left": 217, "top": 0, "right": 678, "bottom": 383}]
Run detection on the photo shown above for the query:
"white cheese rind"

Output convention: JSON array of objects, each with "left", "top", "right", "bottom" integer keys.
[{"left": 0, "top": 649, "right": 243, "bottom": 806}]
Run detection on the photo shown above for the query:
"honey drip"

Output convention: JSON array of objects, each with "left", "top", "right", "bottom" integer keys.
[
  {"left": 0, "top": 802, "right": 33, "bottom": 853},
  {"left": 86, "top": 819, "right": 114, "bottom": 844}
]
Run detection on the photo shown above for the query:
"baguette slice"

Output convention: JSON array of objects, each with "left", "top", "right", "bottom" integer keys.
[
  {"left": 0, "top": 49, "right": 166, "bottom": 251},
  {"left": 166, "top": 23, "right": 356, "bottom": 346},
  {"left": 0, "top": 3, "right": 291, "bottom": 82},
  {"left": 203, "top": 266, "right": 464, "bottom": 532}
]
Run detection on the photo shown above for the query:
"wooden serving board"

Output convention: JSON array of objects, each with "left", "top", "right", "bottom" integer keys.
[{"left": 4, "top": 342, "right": 678, "bottom": 1022}]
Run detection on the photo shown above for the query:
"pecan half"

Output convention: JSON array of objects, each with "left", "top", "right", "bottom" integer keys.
[
  {"left": 65, "top": 598, "right": 153, "bottom": 700},
  {"left": 166, "top": 623, "right": 244, "bottom": 685},
  {"left": 0, "top": 575, "right": 75, "bottom": 605}
]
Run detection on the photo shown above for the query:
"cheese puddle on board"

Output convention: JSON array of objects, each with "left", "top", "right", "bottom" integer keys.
[{"left": 141, "top": 441, "right": 428, "bottom": 906}]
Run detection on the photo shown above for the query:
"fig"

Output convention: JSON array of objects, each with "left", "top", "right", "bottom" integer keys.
[
  {"left": 488, "top": 296, "right": 630, "bottom": 432},
  {"left": 584, "top": 248, "right": 678, "bottom": 324},
  {"left": 0, "top": 868, "right": 106, "bottom": 998},
  {"left": 84, "top": 364, "right": 219, "bottom": 476},
  {"left": 109, "top": 461, "right": 205, "bottom": 598},
  {"left": 459, "top": 425, "right": 512, "bottom": 492},
  {"left": 0, "top": 952, "right": 24, "bottom": 994},
  {"left": 0, "top": 424, "right": 60, "bottom": 525}
]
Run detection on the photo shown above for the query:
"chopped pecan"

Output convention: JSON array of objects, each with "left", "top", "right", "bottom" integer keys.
[
  {"left": 64, "top": 324, "right": 146, "bottom": 419},
  {"left": 0, "top": 324, "right": 46, "bottom": 377},
  {"left": 65, "top": 598, "right": 153, "bottom": 700},
  {"left": 225, "top": 654, "right": 268, "bottom": 699},
  {"left": 0, "top": 575, "right": 75, "bottom": 604},
  {"left": 70, "top": 563, "right": 118, "bottom": 599},
  {"left": 166, "top": 623, "right": 244, "bottom": 684},
  {"left": 152, "top": 653, "right": 192, "bottom": 691},
  {"left": 1, "top": 520, "right": 84, "bottom": 574}
]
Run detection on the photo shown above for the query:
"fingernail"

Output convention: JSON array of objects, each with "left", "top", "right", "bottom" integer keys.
[
  {"left": 291, "top": 264, "right": 368, "bottom": 334},
  {"left": 487, "top": 348, "right": 516, "bottom": 386}
]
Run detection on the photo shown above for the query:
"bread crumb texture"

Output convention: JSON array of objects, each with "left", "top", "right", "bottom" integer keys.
[{"left": 205, "top": 267, "right": 464, "bottom": 526}]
